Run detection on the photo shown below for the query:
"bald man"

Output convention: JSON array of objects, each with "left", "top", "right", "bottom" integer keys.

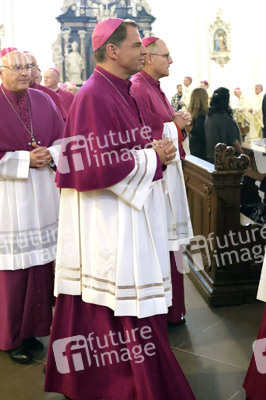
[
  {"left": 25, "top": 52, "right": 67, "bottom": 121},
  {"left": 0, "top": 48, "right": 64, "bottom": 363},
  {"left": 44, "top": 68, "right": 74, "bottom": 113}
]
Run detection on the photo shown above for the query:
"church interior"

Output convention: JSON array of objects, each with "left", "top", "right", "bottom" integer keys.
[{"left": 0, "top": 1, "right": 266, "bottom": 399}]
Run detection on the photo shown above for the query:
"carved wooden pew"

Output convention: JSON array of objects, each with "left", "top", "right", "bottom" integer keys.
[{"left": 183, "top": 143, "right": 266, "bottom": 306}]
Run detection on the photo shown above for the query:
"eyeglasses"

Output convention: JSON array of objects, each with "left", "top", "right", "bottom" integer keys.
[
  {"left": 149, "top": 54, "right": 172, "bottom": 61},
  {"left": 1, "top": 64, "right": 34, "bottom": 72}
]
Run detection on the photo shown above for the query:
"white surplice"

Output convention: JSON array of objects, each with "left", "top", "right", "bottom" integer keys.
[
  {"left": 0, "top": 144, "right": 61, "bottom": 270},
  {"left": 55, "top": 121, "right": 193, "bottom": 318},
  {"left": 54, "top": 148, "right": 172, "bottom": 318},
  {"left": 162, "top": 122, "right": 193, "bottom": 250}
]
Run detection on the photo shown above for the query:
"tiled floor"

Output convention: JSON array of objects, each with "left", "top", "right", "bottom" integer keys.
[{"left": 0, "top": 274, "right": 264, "bottom": 400}]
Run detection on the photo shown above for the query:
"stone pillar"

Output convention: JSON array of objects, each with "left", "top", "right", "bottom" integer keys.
[
  {"left": 78, "top": 30, "right": 87, "bottom": 81},
  {"left": 62, "top": 28, "right": 71, "bottom": 82}
]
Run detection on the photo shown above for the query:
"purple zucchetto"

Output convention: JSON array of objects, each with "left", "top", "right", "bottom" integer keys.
[
  {"left": 92, "top": 18, "right": 124, "bottom": 52},
  {"left": 142, "top": 36, "right": 159, "bottom": 47}
]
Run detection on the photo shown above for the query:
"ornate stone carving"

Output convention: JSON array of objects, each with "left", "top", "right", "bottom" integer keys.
[
  {"left": 52, "top": 33, "right": 63, "bottom": 78},
  {"left": 56, "top": 0, "right": 154, "bottom": 81},
  {"left": 209, "top": 9, "right": 231, "bottom": 67},
  {"left": 135, "top": 0, "right": 152, "bottom": 14},
  {"left": 214, "top": 143, "right": 249, "bottom": 170},
  {"left": 61, "top": 0, "right": 76, "bottom": 13},
  {"left": 87, "top": 0, "right": 117, "bottom": 19}
]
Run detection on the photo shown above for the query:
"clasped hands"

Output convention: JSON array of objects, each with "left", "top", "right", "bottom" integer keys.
[
  {"left": 153, "top": 138, "right": 177, "bottom": 165},
  {"left": 29, "top": 142, "right": 52, "bottom": 168},
  {"left": 172, "top": 110, "right": 192, "bottom": 130}
]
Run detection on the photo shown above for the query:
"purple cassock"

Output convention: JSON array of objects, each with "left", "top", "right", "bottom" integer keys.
[
  {"left": 44, "top": 66, "right": 196, "bottom": 400},
  {"left": 0, "top": 85, "right": 65, "bottom": 350},
  {"left": 56, "top": 87, "right": 75, "bottom": 114},
  {"left": 131, "top": 70, "right": 187, "bottom": 324},
  {"left": 243, "top": 304, "right": 266, "bottom": 400},
  {"left": 30, "top": 81, "right": 67, "bottom": 121},
  {"left": 0, "top": 85, "right": 64, "bottom": 157}
]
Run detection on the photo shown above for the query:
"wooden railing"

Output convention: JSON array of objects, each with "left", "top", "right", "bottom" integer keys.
[{"left": 183, "top": 143, "right": 266, "bottom": 306}]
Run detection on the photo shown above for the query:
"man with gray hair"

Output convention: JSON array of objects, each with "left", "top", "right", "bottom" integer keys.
[
  {"left": 0, "top": 48, "right": 64, "bottom": 363},
  {"left": 130, "top": 36, "right": 193, "bottom": 327}
]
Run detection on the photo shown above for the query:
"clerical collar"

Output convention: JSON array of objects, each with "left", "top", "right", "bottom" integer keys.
[
  {"left": 0, "top": 84, "right": 27, "bottom": 104},
  {"left": 138, "top": 70, "right": 160, "bottom": 88},
  {"left": 95, "top": 65, "right": 132, "bottom": 95}
]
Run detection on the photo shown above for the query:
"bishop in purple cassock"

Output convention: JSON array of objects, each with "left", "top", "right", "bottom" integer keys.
[
  {"left": 0, "top": 48, "right": 64, "bottom": 363},
  {"left": 44, "top": 67, "right": 75, "bottom": 114},
  {"left": 24, "top": 52, "right": 68, "bottom": 121},
  {"left": 130, "top": 37, "right": 193, "bottom": 325},
  {"left": 44, "top": 18, "right": 196, "bottom": 400}
]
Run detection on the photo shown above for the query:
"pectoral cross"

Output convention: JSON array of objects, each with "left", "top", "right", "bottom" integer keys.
[{"left": 28, "top": 138, "right": 41, "bottom": 146}]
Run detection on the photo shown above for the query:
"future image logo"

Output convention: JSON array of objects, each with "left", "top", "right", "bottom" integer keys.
[
  {"left": 52, "top": 326, "right": 156, "bottom": 374},
  {"left": 52, "top": 335, "right": 91, "bottom": 374},
  {"left": 253, "top": 338, "right": 266, "bottom": 374}
]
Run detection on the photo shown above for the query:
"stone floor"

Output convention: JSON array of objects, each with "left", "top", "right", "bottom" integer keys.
[{"left": 0, "top": 273, "right": 264, "bottom": 400}]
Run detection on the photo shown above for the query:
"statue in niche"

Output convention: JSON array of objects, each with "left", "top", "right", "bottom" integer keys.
[{"left": 65, "top": 41, "right": 85, "bottom": 84}]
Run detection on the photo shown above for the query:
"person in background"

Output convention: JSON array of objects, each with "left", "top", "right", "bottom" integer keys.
[
  {"left": 44, "top": 68, "right": 74, "bottom": 113},
  {"left": 35, "top": 67, "right": 42, "bottom": 84},
  {"left": 179, "top": 75, "right": 193, "bottom": 110},
  {"left": 66, "top": 81, "right": 79, "bottom": 95},
  {"left": 187, "top": 87, "right": 208, "bottom": 160},
  {"left": 262, "top": 91, "right": 266, "bottom": 138},
  {"left": 205, "top": 87, "right": 242, "bottom": 163},
  {"left": 233, "top": 87, "right": 250, "bottom": 142},
  {"left": 248, "top": 84, "right": 264, "bottom": 139},
  {"left": 200, "top": 79, "right": 211, "bottom": 102},
  {"left": 25, "top": 51, "right": 67, "bottom": 121},
  {"left": 171, "top": 83, "right": 183, "bottom": 112}
]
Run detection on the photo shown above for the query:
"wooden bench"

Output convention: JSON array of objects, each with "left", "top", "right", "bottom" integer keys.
[{"left": 183, "top": 143, "right": 266, "bottom": 306}]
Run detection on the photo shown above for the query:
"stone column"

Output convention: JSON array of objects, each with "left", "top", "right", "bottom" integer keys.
[
  {"left": 62, "top": 28, "right": 71, "bottom": 57},
  {"left": 62, "top": 28, "right": 71, "bottom": 82},
  {"left": 78, "top": 30, "right": 87, "bottom": 81}
]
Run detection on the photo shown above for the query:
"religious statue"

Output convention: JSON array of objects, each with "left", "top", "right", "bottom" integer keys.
[
  {"left": 209, "top": 9, "right": 231, "bottom": 67},
  {"left": 65, "top": 41, "right": 85, "bottom": 84},
  {"left": 135, "top": 0, "right": 152, "bottom": 14},
  {"left": 61, "top": 0, "right": 76, "bottom": 13},
  {"left": 214, "top": 29, "right": 227, "bottom": 52}
]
